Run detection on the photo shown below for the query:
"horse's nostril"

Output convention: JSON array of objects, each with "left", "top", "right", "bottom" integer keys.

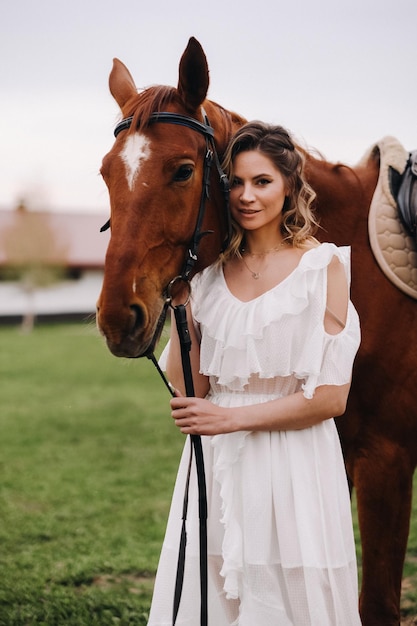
[{"left": 130, "top": 304, "right": 145, "bottom": 334}]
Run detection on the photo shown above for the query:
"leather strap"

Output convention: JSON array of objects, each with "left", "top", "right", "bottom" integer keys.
[
  {"left": 114, "top": 112, "right": 215, "bottom": 139},
  {"left": 172, "top": 304, "right": 208, "bottom": 626}
]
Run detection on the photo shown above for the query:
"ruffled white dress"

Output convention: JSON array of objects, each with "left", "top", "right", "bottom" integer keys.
[{"left": 148, "top": 243, "right": 362, "bottom": 626}]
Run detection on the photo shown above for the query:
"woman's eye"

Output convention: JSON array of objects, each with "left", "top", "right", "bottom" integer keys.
[
  {"left": 173, "top": 165, "right": 194, "bottom": 182},
  {"left": 257, "top": 178, "right": 271, "bottom": 186},
  {"left": 231, "top": 178, "right": 242, "bottom": 187}
]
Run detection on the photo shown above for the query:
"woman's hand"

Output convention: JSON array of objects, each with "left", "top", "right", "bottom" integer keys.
[
  {"left": 170, "top": 381, "right": 351, "bottom": 436},
  {"left": 170, "top": 393, "right": 236, "bottom": 436}
]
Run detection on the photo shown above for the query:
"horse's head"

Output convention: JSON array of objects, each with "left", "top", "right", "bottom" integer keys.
[{"left": 96, "top": 37, "right": 245, "bottom": 357}]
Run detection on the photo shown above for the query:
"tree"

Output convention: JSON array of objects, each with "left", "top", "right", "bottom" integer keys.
[{"left": 0, "top": 202, "right": 69, "bottom": 331}]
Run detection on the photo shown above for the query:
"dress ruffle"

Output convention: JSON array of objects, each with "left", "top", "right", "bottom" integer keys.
[{"left": 191, "top": 243, "right": 360, "bottom": 399}]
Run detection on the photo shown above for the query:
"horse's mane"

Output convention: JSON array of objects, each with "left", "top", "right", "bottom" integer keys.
[
  {"left": 125, "top": 85, "right": 178, "bottom": 132},
  {"left": 121, "top": 86, "right": 246, "bottom": 155}
]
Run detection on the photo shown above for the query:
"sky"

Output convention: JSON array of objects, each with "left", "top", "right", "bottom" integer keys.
[{"left": 1, "top": 0, "right": 416, "bottom": 213}]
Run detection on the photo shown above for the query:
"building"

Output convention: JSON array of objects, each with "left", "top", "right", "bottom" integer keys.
[{"left": 0, "top": 208, "right": 110, "bottom": 323}]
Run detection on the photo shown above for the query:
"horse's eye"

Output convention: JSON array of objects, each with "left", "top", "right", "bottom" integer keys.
[{"left": 173, "top": 164, "right": 194, "bottom": 182}]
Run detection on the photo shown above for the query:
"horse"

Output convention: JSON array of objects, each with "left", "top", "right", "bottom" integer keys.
[{"left": 96, "top": 37, "right": 417, "bottom": 625}]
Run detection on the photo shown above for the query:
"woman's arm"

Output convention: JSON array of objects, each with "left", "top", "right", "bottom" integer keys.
[
  {"left": 324, "top": 254, "right": 349, "bottom": 334},
  {"left": 166, "top": 302, "right": 210, "bottom": 399},
  {"left": 170, "top": 382, "right": 350, "bottom": 435}
]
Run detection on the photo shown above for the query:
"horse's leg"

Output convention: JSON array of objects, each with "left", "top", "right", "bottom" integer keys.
[{"left": 354, "top": 436, "right": 413, "bottom": 626}]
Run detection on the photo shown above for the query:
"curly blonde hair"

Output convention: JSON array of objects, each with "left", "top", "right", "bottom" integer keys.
[{"left": 220, "top": 121, "right": 318, "bottom": 263}]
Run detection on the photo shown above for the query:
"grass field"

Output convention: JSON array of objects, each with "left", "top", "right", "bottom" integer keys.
[{"left": 0, "top": 322, "right": 416, "bottom": 624}]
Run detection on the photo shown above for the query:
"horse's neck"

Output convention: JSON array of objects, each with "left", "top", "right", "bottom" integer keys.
[{"left": 305, "top": 153, "right": 379, "bottom": 244}]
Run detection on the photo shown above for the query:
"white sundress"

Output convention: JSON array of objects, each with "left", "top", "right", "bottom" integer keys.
[{"left": 148, "top": 243, "right": 362, "bottom": 626}]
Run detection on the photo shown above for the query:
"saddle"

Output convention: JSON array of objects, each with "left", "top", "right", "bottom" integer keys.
[
  {"left": 364, "top": 136, "right": 417, "bottom": 300},
  {"left": 394, "top": 150, "right": 417, "bottom": 240}
]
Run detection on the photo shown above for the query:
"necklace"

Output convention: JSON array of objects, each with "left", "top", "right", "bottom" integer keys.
[
  {"left": 241, "top": 241, "right": 288, "bottom": 280},
  {"left": 243, "top": 241, "right": 288, "bottom": 257},
  {"left": 241, "top": 256, "right": 262, "bottom": 279}
]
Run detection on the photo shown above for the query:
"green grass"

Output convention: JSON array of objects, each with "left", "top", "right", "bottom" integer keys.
[
  {"left": 0, "top": 322, "right": 415, "bottom": 624},
  {"left": 0, "top": 321, "right": 179, "bottom": 625}
]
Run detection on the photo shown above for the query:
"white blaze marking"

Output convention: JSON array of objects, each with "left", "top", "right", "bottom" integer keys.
[{"left": 120, "top": 133, "right": 151, "bottom": 190}]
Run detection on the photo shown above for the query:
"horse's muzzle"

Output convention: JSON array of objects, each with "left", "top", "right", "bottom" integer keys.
[
  {"left": 104, "top": 335, "right": 145, "bottom": 359},
  {"left": 96, "top": 301, "right": 155, "bottom": 358}
]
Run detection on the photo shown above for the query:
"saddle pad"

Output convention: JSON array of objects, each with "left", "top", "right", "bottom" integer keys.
[{"left": 364, "top": 136, "right": 417, "bottom": 300}]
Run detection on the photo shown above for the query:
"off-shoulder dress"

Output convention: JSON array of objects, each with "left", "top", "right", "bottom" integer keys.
[{"left": 148, "top": 243, "right": 362, "bottom": 626}]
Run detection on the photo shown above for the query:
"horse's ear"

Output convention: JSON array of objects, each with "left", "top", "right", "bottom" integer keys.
[
  {"left": 109, "top": 58, "right": 137, "bottom": 110},
  {"left": 177, "top": 37, "right": 209, "bottom": 112}
]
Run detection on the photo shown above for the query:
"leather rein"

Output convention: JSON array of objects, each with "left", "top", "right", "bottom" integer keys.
[{"left": 101, "top": 109, "right": 231, "bottom": 626}]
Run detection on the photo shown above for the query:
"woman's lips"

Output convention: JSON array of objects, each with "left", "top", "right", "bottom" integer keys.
[{"left": 238, "top": 208, "right": 260, "bottom": 215}]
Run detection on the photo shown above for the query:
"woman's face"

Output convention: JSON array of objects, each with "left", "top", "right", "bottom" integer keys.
[{"left": 229, "top": 150, "right": 288, "bottom": 234}]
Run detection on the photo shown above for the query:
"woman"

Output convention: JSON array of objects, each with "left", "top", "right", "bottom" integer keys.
[{"left": 148, "top": 122, "right": 362, "bottom": 625}]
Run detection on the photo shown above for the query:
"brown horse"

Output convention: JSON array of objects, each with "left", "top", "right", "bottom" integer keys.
[{"left": 96, "top": 37, "right": 417, "bottom": 625}]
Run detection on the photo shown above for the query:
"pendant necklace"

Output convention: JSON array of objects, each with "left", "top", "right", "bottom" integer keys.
[
  {"left": 241, "top": 241, "right": 288, "bottom": 280},
  {"left": 242, "top": 258, "right": 261, "bottom": 279}
]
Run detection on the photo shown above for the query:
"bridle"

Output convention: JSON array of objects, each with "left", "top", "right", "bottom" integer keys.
[
  {"left": 101, "top": 109, "right": 232, "bottom": 626},
  {"left": 102, "top": 109, "right": 231, "bottom": 280},
  {"left": 101, "top": 108, "right": 232, "bottom": 362}
]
